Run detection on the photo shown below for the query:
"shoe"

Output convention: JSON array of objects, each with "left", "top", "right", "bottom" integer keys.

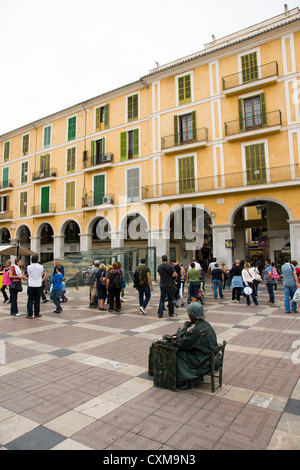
[
  {"left": 169, "top": 313, "right": 177, "bottom": 317},
  {"left": 139, "top": 306, "right": 146, "bottom": 315},
  {"left": 53, "top": 309, "right": 62, "bottom": 313},
  {"left": 35, "top": 314, "right": 42, "bottom": 318},
  {"left": 42, "top": 299, "right": 49, "bottom": 303},
  {"left": 291, "top": 309, "right": 298, "bottom": 313},
  {"left": 3, "top": 299, "right": 8, "bottom": 303},
  {"left": 26, "top": 315, "right": 33, "bottom": 318},
  {"left": 14, "top": 313, "right": 21, "bottom": 316},
  {"left": 63, "top": 298, "right": 68, "bottom": 302}
]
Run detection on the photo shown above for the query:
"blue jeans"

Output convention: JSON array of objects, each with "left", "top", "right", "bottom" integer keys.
[
  {"left": 213, "top": 279, "right": 223, "bottom": 299},
  {"left": 138, "top": 285, "right": 151, "bottom": 309},
  {"left": 266, "top": 283, "right": 275, "bottom": 303},
  {"left": 189, "top": 281, "right": 199, "bottom": 299},
  {"left": 51, "top": 290, "right": 62, "bottom": 310},
  {"left": 284, "top": 285, "right": 297, "bottom": 312},
  {"left": 158, "top": 286, "right": 174, "bottom": 317}
]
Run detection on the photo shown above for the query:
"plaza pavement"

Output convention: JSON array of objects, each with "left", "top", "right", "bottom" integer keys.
[{"left": 0, "top": 279, "right": 299, "bottom": 451}]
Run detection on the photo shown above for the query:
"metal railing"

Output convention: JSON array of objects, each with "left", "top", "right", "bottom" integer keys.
[
  {"left": 0, "top": 180, "right": 13, "bottom": 190},
  {"left": 82, "top": 193, "right": 114, "bottom": 207},
  {"left": 161, "top": 127, "right": 208, "bottom": 150},
  {"left": 0, "top": 210, "right": 12, "bottom": 219},
  {"left": 32, "top": 168, "right": 57, "bottom": 181},
  {"left": 83, "top": 154, "right": 113, "bottom": 169},
  {"left": 225, "top": 110, "right": 282, "bottom": 137},
  {"left": 31, "top": 203, "right": 56, "bottom": 215},
  {"left": 141, "top": 163, "right": 300, "bottom": 199},
  {"left": 222, "top": 61, "right": 278, "bottom": 91}
]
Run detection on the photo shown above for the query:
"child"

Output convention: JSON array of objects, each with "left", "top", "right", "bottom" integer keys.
[{"left": 50, "top": 265, "right": 63, "bottom": 313}]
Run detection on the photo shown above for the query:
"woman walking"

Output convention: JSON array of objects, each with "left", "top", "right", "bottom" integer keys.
[
  {"left": 229, "top": 260, "right": 243, "bottom": 303},
  {"left": 9, "top": 258, "right": 25, "bottom": 316},
  {"left": 1, "top": 260, "right": 11, "bottom": 303},
  {"left": 242, "top": 262, "right": 258, "bottom": 306}
]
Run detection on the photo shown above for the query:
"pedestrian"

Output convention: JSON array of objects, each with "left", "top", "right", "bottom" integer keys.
[
  {"left": 9, "top": 258, "right": 25, "bottom": 316},
  {"left": 210, "top": 263, "right": 224, "bottom": 299},
  {"left": 281, "top": 256, "right": 299, "bottom": 314},
  {"left": 187, "top": 262, "right": 201, "bottom": 302},
  {"left": 207, "top": 258, "right": 217, "bottom": 275},
  {"left": 157, "top": 255, "right": 177, "bottom": 318},
  {"left": 26, "top": 255, "right": 45, "bottom": 318},
  {"left": 1, "top": 260, "right": 11, "bottom": 303},
  {"left": 88, "top": 260, "right": 100, "bottom": 308},
  {"left": 229, "top": 260, "right": 244, "bottom": 303},
  {"left": 50, "top": 265, "right": 63, "bottom": 313},
  {"left": 61, "top": 277, "right": 68, "bottom": 302},
  {"left": 188, "top": 258, "right": 201, "bottom": 271},
  {"left": 96, "top": 263, "right": 107, "bottom": 311},
  {"left": 242, "top": 261, "right": 258, "bottom": 306},
  {"left": 264, "top": 259, "right": 277, "bottom": 305},
  {"left": 106, "top": 262, "right": 122, "bottom": 312},
  {"left": 53, "top": 259, "right": 65, "bottom": 302},
  {"left": 172, "top": 260, "right": 182, "bottom": 307},
  {"left": 134, "top": 257, "right": 153, "bottom": 315},
  {"left": 41, "top": 269, "right": 49, "bottom": 303},
  {"left": 179, "top": 263, "right": 186, "bottom": 300},
  {"left": 220, "top": 262, "right": 228, "bottom": 290}
]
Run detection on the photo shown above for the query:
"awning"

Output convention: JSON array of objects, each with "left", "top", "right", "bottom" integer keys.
[{"left": 0, "top": 245, "right": 38, "bottom": 256}]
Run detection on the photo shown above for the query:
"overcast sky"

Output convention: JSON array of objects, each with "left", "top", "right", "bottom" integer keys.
[{"left": 0, "top": 0, "right": 299, "bottom": 135}]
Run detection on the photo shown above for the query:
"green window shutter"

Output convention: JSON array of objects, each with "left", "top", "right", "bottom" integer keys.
[
  {"left": 133, "top": 129, "right": 139, "bottom": 158},
  {"left": 174, "top": 116, "right": 179, "bottom": 146},
  {"left": 40, "top": 154, "right": 50, "bottom": 176},
  {"left": 20, "top": 191, "right": 27, "bottom": 217},
  {"left": 2, "top": 167, "right": 9, "bottom": 188},
  {"left": 178, "top": 156, "right": 195, "bottom": 194},
  {"left": 120, "top": 132, "right": 127, "bottom": 161},
  {"left": 245, "top": 144, "right": 267, "bottom": 185},
  {"left": 43, "top": 126, "right": 51, "bottom": 148},
  {"left": 67, "top": 148, "right": 76, "bottom": 173},
  {"left": 238, "top": 99, "right": 245, "bottom": 132},
  {"left": 94, "top": 174, "right": 105, "bottom": 205},
  {"left": 68, "top": 116, "right": 76, "bottom": 141},
  {"left": 178, "top": 75, "right": 192, "bottom": 105},
  {"left": 65, "top": 181, "right": 75, "bottom": 211},
  {"left": 260, "top": 93, "right": 267, "bottom": 127},
  {"left": 192, "top": 111, "right": 197, "bottom": 140},
  {"left": 91, "top": 140, "right": 95, "bottom": 166},
  {"left": 41, "top": 186, "right": 50, "bottom": 213},
  {"left": 128, "top": 95, "right": 138, "bottom": 121},
  {"left": 22, "top": 135, "right": 29, "bottom": 156},
  {"left": 4, "top": 142, "right": 10, "bottom": 162},
  {"left": 241, "top": 52, "right": 258, "bottom": 83},
  {"left": 21, "top": 162, "right": 28, "bottom": 184},
  {"left": 104, "top": 104, "right": 109, "bottom": 129},
  {"left": 95, "top": 108, "right": 101, "bottom": 132},
  {"left": 102, "top": 137, "right": 106, "bottom": 154}
]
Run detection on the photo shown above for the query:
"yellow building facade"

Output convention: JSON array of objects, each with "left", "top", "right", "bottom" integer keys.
[{"left": 1, "top": 7, "right": 300, "bottom": 270}]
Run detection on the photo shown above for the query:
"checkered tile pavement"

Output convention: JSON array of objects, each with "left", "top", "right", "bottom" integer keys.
[{"left": 0, "top": 279, "right": 299, "bottom": 450}]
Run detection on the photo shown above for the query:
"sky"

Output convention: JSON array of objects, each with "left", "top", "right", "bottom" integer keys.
[{"left": 0, "top": 0, "right": 299, "bottom": 135}]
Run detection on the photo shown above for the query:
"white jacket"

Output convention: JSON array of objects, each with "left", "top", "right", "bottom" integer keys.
[{"left": 242, "top": 267, "right": 256, "bottom": 284}]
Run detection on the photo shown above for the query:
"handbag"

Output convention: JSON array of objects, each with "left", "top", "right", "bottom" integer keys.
[
  {"left": 292, "top": 288, "right": 300, "bottom": 303},
  {"left": 10, "top": 281, "right": 23, "bottom": 292},
  {"left": 255, "top": 272, "right": 262, "bottom": 283}
]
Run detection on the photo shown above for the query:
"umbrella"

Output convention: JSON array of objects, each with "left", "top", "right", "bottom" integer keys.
[{"left": 0, "top": 244, "right": 38, "bottom": 256}]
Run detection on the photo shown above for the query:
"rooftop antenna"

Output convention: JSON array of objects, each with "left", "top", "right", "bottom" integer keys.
[{"left": 284, "top": 4, "right": 288, "bottom": 12}]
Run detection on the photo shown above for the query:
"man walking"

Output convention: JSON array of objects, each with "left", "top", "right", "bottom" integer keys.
[
  {"left": 281, "top": 256, "right": 299, "bottom": 314},
  {"left": 135, "top": 258, "right": 153, "bottom": 315},
  {"left": 264, "top": 259, "right": 276, "bottom": 305},
  {"left": 27, "top": 255, "right": 45, "bottom": 318},
  {"left": 157, "top": 255, "right": 177, "bottom": 318},
  {"left": 210, "top": 263, "right": 224, "bottom": 299}
]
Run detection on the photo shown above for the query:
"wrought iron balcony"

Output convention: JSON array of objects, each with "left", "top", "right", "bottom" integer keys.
[
  {"left": 0, "top": 180, "right": 13, "bottom": 191},
  {"left": 225, "top": 110, "right": 282, "bottom": 139},
  {"left": 0, "top": 210, "right": 12, "bottom": 220},
  {"left": 32, "top": 168, "right": 57, "bottom": 182},
  {"left": 141, "top": 163, "right": 300, "bottom": 200},
  {"left": 31, "top": 203, "right": 56, "bottom": 215},
  {"left": 82, "top": 193, "right": 114, "bottom": 208},
  {"left": 222, "top": 61, "right": 278, "bottom": 94},
  {"left": 161, "top": 127, "right": 208, "bottom": 153},
  {"left": 83, "top": 153, "right": 113, "bottom": 171}
]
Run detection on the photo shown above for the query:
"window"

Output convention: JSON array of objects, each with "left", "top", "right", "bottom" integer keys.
[
  {"left": 2, "top": 167, "right": 9, "bottom": 188},
  {"left": 174, "top": 112, "right": 196, "bottom": 145},
  {"left": 245, "top": 143, "right": 267, "bottom": 185},
  {"left": 127, "top": 94, "right": 138, "bottom": 122},
  {"left": 241, "top": 52, "right": 259, "bottom": 84},
  {"left": 41, "top": 186, "right": 50, "bottom": 213},
  {"left": 67, "top": 116, "right": 76, "bottom": 141},
  {"left": 22, "top": 134, "right": 29, "bottom": 156},
  {"left": 65, "top": 181, "right": 75, "bottom": 211},
  {"left": 20, "top": 191, "right": 28, "bottom": 217},
  {"left": 238, "top": 93, "right": 266, "bottom": 132},
  {"left": 40, "top": 154, "right": 50, "bottom": 177},
  {"left": 127, "top": 167, "right": 140, "bottom": 202},
  {"left": 21, "top": 162, "right": 28, "bottom": 184},
  {"left": 178, "top": 156, "right": 195, "bottom": 194},
  {"left": 93, "top": 174, "right": 105, "bottom": 206},
  {"left": 0, "top": 195, "right": 9, "bottom": 212},
  {"left": 43, "top": 126, "right": 51, "bottom": 148},
  {"left": 91, "top": 138, "right": 105, "bottom": 165},
  {"left": 3, "top": 142, "right": 10, "bottom": 162},
  {"left": 95, "top": 104, "right": 109, "bottom": 132},
  {"left": 67, "top": 147, "right": 76, "bottom": 173},
  {"left": 120, "top": 129, "right": 139, "bottom": 161},
  {"left": 178, "top": 74, "right": 192, "bottom": 105}
]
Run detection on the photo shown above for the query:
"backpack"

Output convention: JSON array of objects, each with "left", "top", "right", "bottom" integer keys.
[
  {"left": 110, "top": 270, "right": 122, "bottom": 289},
  {"left": 133, "top": 266, "right": 146, "bottom": 288},
  {"left": 271, "top": 267, "right": 280, "bottom": 280},
  {"left": 84, "top": 269, "right": 97, "bottom": 286}
]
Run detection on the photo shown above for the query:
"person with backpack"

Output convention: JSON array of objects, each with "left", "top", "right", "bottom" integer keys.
[
  {"left": 106, "top": 262, "right": 122, "bottom": 312},
  {"left": 264, "top": 258, "right": 277, "bottom": 305},
  {"left": 85, "top": 260, "right": 100, "bottom": 308},
  {"left": 282, "top": 256, "right": 299, "bottom": 314},
  {"left": 134, "top": 258, "right": 153, "bottom": 315}
]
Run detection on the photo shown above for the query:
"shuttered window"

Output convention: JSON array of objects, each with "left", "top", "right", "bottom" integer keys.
[
  {"left": 67, "top": 148, "right": 76, "bottom": 173},
  {"left": 178, "top": 74, "right": 192, "bottom": 105},
  {"left": 43, "top": 126, "right": 51, "bottom": 148},
  {"left": 2, "top": 167, "right": 9, "bottom": 188},
  {"left": 41, "top": 186, "right": 50, "bottom": 213},
  {"left": 245, "top": 143, "right": 267, "bottom": 185},
  {"left": 238, "top": 93, "right": 266, "bottom": 132},
  {"left": 127, "top": 167, "right": 140, "bottom": 202},
  {"left": 94, "top": 174, "right": 105, "bottom": 206},
  {"left": 22, "top": 134, "right": 29, "bottom": 156},
  {"left": 21, "top": 162, "right": 28, "bottom": 184},
  {"left": 65, "top": 181, "right": 75, "bottom": 211},
  {"left": 4, "top": 142, "right": 10, "bottom": 162},
  {"left": 95, "top": 104, "right": 109, "bottom": 132},
  {"left": 178, "top": 156, "right": 195, "bottom": 194},
  {"left": 20, "top": 191, "right": 28, "bottom": 217},
  {"left": 127, "top": 94, "right": 138, "bottom": 121},
  {"left": 120, "top": 129, "right": 139, "bottom": 161},
  {"left": 40, "top": 154, "right": 50, "bottom": 177},
  {"left": 241, "top": 52, "right": 259, "bottom": 83},
  {"left": 68, "top": 116, "right": 76, "bottom": 141}
]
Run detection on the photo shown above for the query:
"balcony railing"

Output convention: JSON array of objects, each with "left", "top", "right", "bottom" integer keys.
[
  {"left": 82, "top": 193, "right": 114, "bottom": 208},
  {"left": 222, "top": 61, "right": 278, "bottom": 92},
  {"left": 31, "top": 203, "right": 56, "bottom": 215},
  {"left": 161, "top": 127, "right": 208, "bottom": 151},
  {"left": 0, "top": 180, "right": 13, "bottom": 190},
  {"left": 83, "top": 154, "right": 113, "bottom": 170},
  {"left": 225, "top": 110, "right": 282, "bottom": 137},
  {"left": 141, "top": 163, "right": 300, "bottom": 200},
  {"left": 32, "top": 168, "right": 57, "bottom": 181},
  {"left": 0, "top": 210, "right": 12, "bottom": 220}
]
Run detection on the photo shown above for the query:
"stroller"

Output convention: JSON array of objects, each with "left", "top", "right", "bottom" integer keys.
[{"left": 187, "top": 275, "right": 205, "bottom": 305}]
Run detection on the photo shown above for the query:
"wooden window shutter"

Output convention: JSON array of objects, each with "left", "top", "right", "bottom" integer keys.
[
  {"left": 104, "top": 104, "right": 109, "bottom": 129},
  {"left": 22, "top": 135, "right": 29, "bottom": 156},
  {"left": 67, "top": 148, "right": 76, "bottom": 173},
  {"left": 95, "top": 108, "right": 101, "bottom": 132},
  {"left": 178, "top": 75, "right": 191, "bottom": 105},
  {"left": 2, "top": 167, "right": 9, "bottom": 188},
  {"left": 238, "top": 99, "right": 245, "bottom": 132},
  {"left": 241, "top": 52, "right": 258, "bottom": 83},
  {"left": 94, "top": 174, "right": 105, "bottom": 206},
  {"left": 68, "top": 117, "right": 76, "bottom": 141},
  {"left": 20, "top": 191, "right": 27, "bottom": 217},
  {"left": 245, "top": 144, "right": 266, "bottom": 185},
  {"left": 192, "top": 111, "right": 197, "bottom": 140},
  {"left": 4, "top": 142, "right": 10, "bottom": 162},
  {"left": 174, "top": 116, "right": 179, "bottom": 146},
  {"left": 66, "top": 181, "right": 75, "bottom": 211},
  {"left": 21, "top": 162, "right": 28, "bottom": 184},
  {"left": 41, "top": 186, "right": 50, "bottom": 213},
  {"left": 133, "top": 129, "right": 139, "bottom": 158},
  {"left": 260, "top": 93, "right": 267, "bottom": 127},
  {"left": 120, "top": 132, "right": 127, "bottom": 161},
  {"left": 91, "top": 140, "right": 95, "bottom": 166},
  {"left": 178, "top": 157, "right": 195, "bottom": 193}
]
